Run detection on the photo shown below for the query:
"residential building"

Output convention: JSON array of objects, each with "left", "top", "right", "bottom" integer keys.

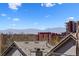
[
  {"left": 66, "top": 21, "right": 77, "bottom": 33},
  {"left": 38, "top": 32, "right": 51, "bottom": 42},
  {"left": 38, "top": 32, "right": 62, "bottom": 46}
]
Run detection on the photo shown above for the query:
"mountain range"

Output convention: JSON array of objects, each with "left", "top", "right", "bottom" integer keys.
[{"left": 0, "top": 27, "right": 66, "bottom": 34}]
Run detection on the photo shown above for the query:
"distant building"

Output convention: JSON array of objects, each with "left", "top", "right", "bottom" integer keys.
[
  {"left": 38, "top": 32, "right": 51, "bottom": 42},
  {"left": 66, "top": 21, "right": 77, "bottom": 33},
  {"left": 51, "top": 33, "right": 61, "bottom": 37},
  {"left": 38, "top": 32, "right": 62, "bottom": 46}
]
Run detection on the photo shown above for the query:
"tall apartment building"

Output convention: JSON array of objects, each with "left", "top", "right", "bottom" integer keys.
[{"left": 66, "top": 21, "right": 77, "bottom": 33}]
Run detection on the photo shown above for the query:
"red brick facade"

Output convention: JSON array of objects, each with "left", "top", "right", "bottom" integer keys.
[
  {"left": 38, "top": 32, "right": 51, "bottom": 42},
  {"left": 66, "top": 21, "right": 76, "bottom": 33},
  {"left": 38, "top": 32, "right": 62, "bottom": 43}
]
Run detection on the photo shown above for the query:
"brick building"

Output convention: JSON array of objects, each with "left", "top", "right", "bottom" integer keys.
[
  {"left": 38, "top": 32, "right": 62, "bottom": 45},
  {"left": 66, "top": 21, "right": 77, "bottom": 33},
  {"left": 38, "top": 32, "right": 51, "bottom": 42}
]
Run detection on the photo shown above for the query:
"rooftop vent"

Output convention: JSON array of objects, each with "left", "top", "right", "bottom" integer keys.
[
  {"left": 42, "top": 48, "right": 45, "bottom": 50},
  {"left": 36, "top": 48, "right": 43, "bottom": 56},
  {"left": 25, "top": 41, "right": 29, "bottom": 44}
]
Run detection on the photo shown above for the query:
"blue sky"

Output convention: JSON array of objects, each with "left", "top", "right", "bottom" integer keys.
[{"left": 0, "top": 3, "right": 79, "bottom": 30}]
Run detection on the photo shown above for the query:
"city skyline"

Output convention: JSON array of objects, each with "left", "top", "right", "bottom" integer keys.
[{"left": 0, "top": 3, "right": 79, "bottom": 30}]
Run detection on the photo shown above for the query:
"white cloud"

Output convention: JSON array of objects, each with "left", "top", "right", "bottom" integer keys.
[
  {"left": 58, "top": 3, "right": 63, "bottom": 5},
  {"left": 8, "top": 3, "right": 22, "bottom": 10},
  {"left": 41, "top": 3, "right": 56, "bottom": 7},
  {"left": 41, "top": 3, "right": 63, "bottom": 7},
  {"left": 1, "top": 14, "right": 7, "bottom": 16},
  {"left": 13, "top": 18, "right": 20, "bottom": 21},
  {"left": 66, "top": 17, "right": 74, "bottom": 22},
  {"left": 68, "top": 17, "right": 74, "bottom": 20}
]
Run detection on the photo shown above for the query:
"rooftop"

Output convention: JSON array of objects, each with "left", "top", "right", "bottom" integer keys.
[{"left": 14, "top": 41, "right": 54, "bottom": 56}]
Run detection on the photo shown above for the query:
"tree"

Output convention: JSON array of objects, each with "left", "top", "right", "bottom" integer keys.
[{"left": 51, "top": 35, "right": 60, "bottom": 45}]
